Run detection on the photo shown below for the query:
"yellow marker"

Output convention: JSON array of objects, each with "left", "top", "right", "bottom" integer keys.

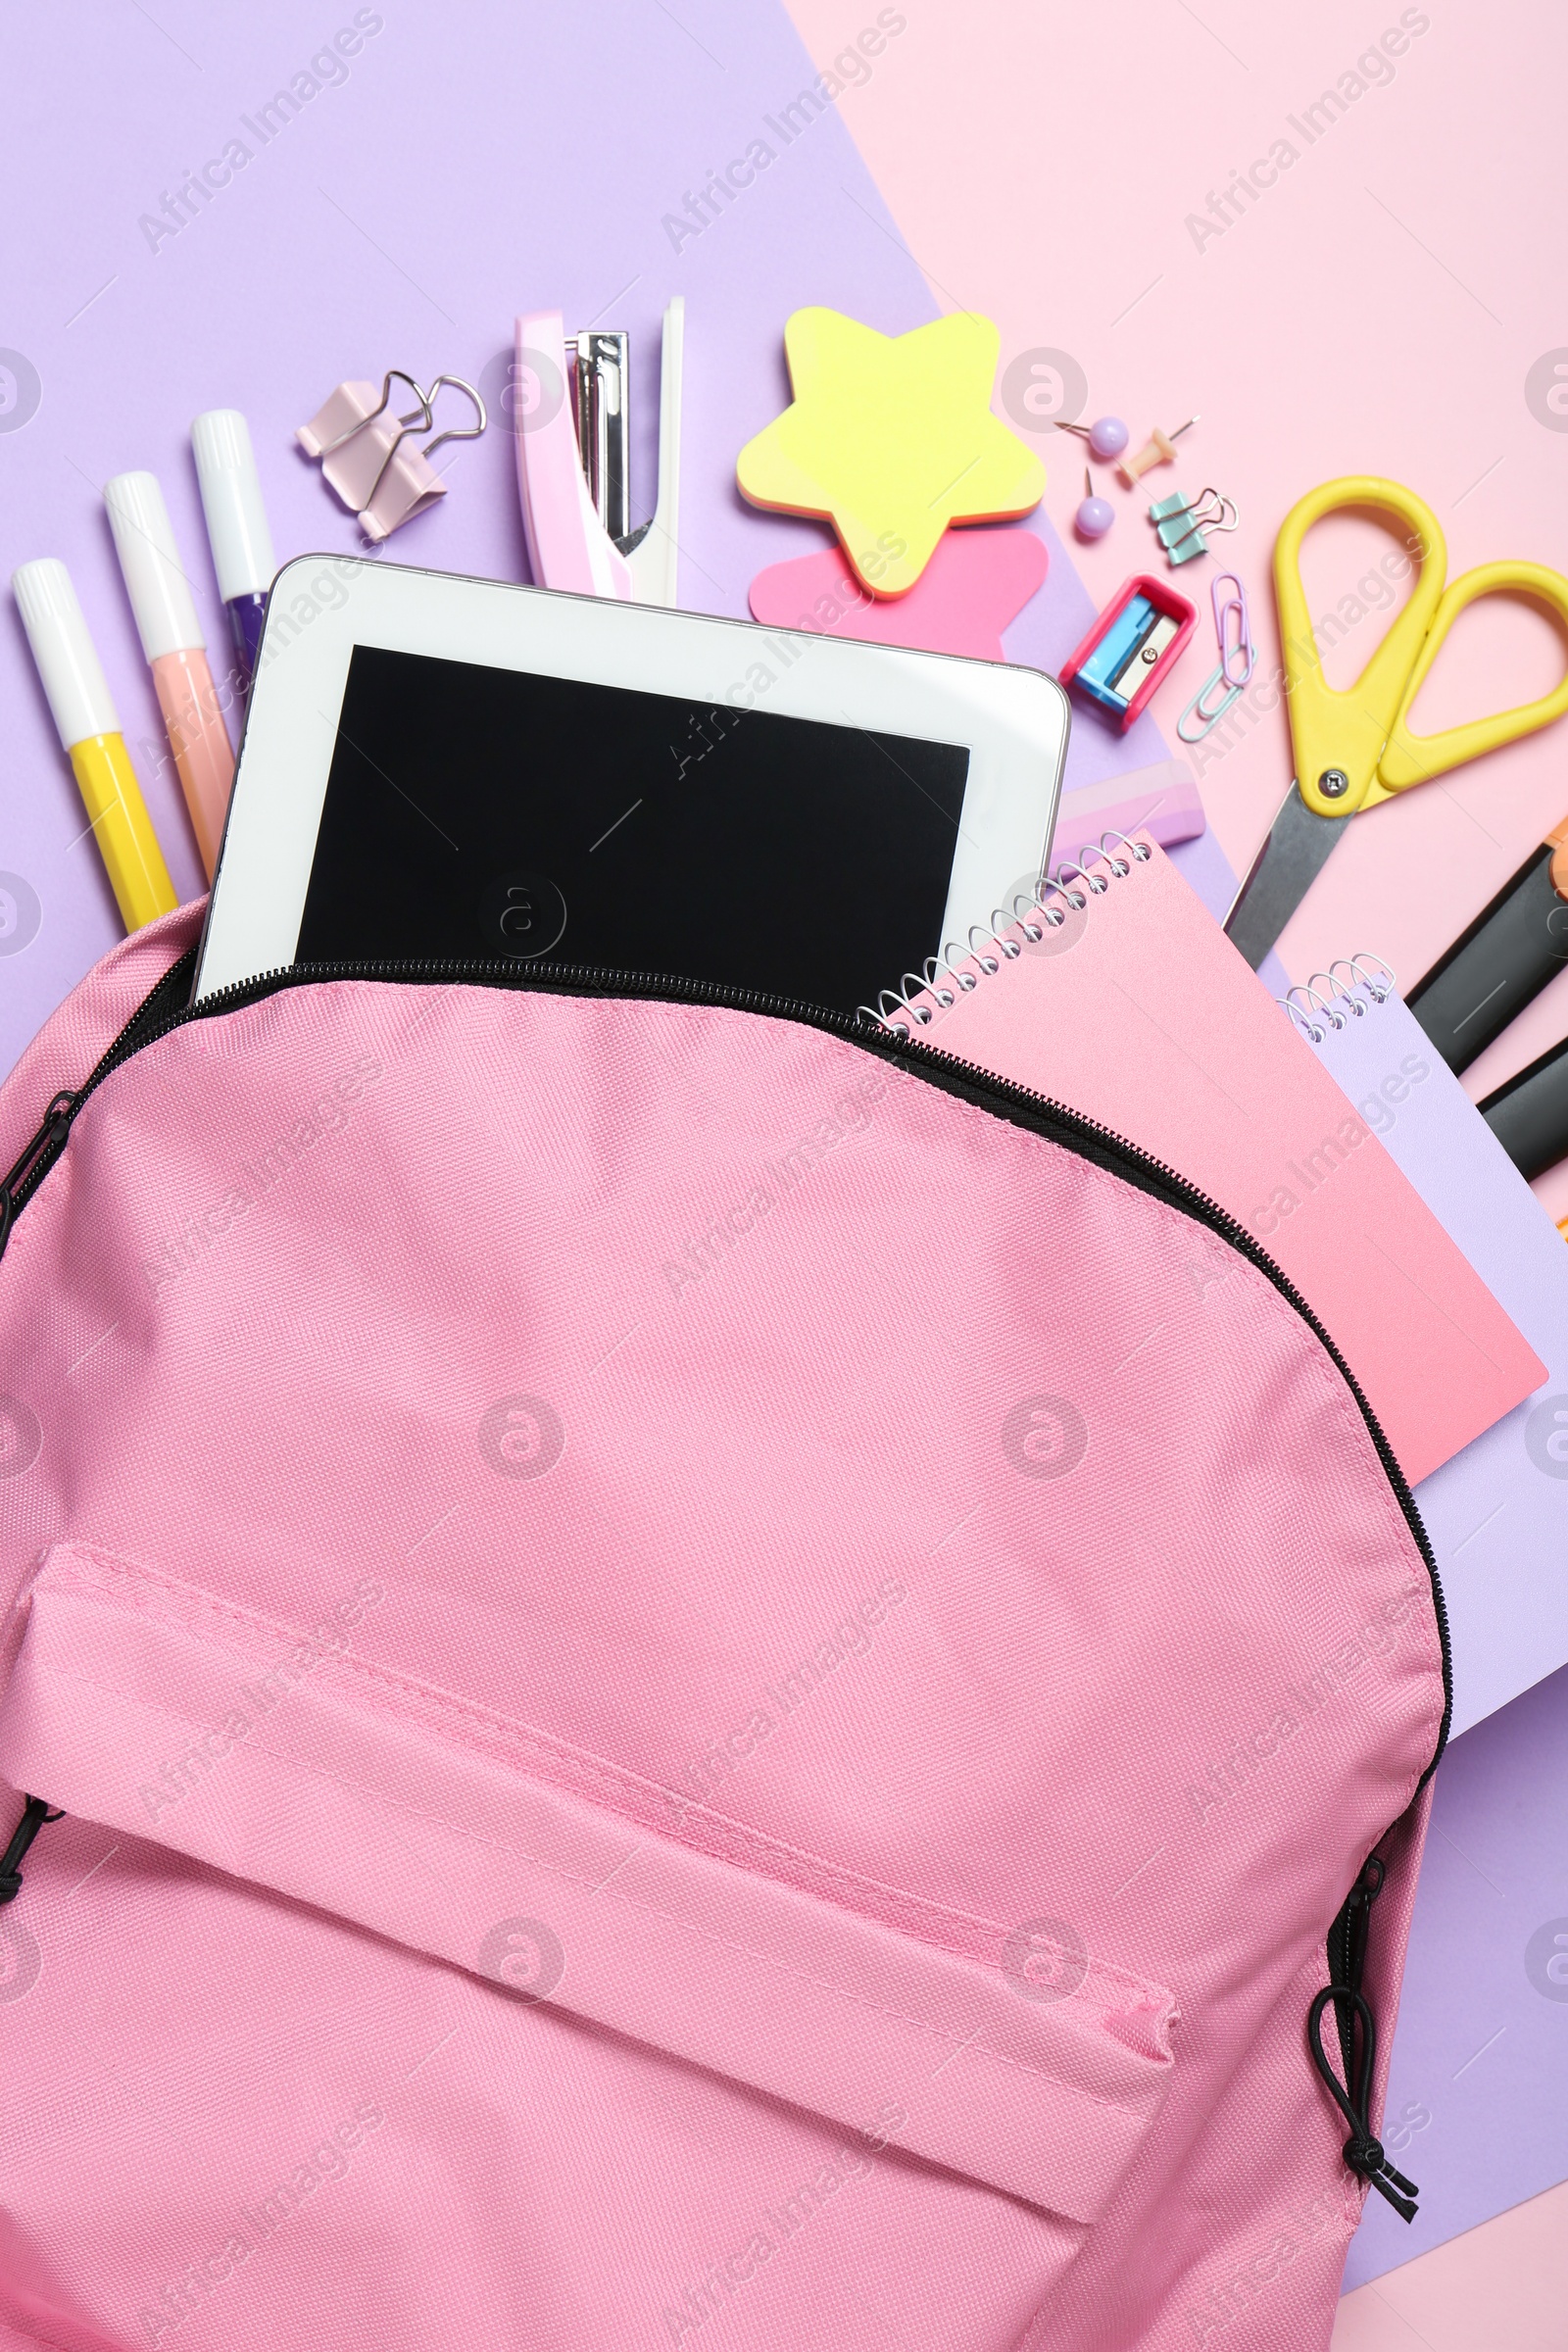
[
  {"left": 13, "top": 558, "right": 177, "bottom": 932},
  {"left": 736, "top": 308, "right": 1045, "bottom": 600}
]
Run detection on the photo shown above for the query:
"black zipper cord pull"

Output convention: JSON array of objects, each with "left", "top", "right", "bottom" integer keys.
[
  {"left": 0, "top": 1090, "right": 78, "bottom": 1262},
  {"left": 0, "top": 1794, "right": 65, "bottom": 1904},
  {"left": 1307, "top": 1981, "right": 1419, "bottom": 2222}
]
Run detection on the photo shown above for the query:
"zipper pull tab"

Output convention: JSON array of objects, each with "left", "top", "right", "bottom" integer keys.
[
  {"left": 1343, "top": 2131, "right": 1421, "bottom": 2224},
  {"left": 0, "top": 1090, "right": 78, "bottom": 1261},
  {"left": 1307, "top": 1979, "right": 1420, "bottom": 2224},
  {"left": 0, "top": 1794, "right": 65, "bottom": 1904}
]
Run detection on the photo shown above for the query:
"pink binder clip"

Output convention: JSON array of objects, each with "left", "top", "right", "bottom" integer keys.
[
  {"left": 514, "top": 298, "right": 683, "bottom": 606},
  {"left": 296, "top": 369, "right": 486, "bottom": 543}
]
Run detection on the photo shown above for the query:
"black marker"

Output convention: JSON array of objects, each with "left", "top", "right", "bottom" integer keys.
[
  {"left": 1480, "top": 1034, "right": 1568, "bottom": 1182},
  {"left": 1408, "top": 812, "right": 1568, "bottom": 1072}
]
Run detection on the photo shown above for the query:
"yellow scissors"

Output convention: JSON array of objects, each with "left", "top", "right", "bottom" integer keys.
[{"left": 1224, "top": 475, "right": 1568, "bottom": 968}]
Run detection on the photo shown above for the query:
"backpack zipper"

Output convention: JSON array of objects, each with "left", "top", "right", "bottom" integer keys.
[
  {"left": 1327, "top": 1851, "right": 1385, "bottom": 2003},
  {"left": 0, "top": 944, "right": 1452, "bottom": 1761},
  {"left": 1309, "top": 1853, "right": 1422, "bottom": 2220},
  {"left": 0, "top": 1794, "right": 65, "bottom": 1904},
  {"left": 0, "top": 944, "right": 1450, "bottom": 2133}
]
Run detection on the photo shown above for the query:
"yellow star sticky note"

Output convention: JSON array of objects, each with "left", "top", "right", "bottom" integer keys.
[{"left": 736, "top": 309, "right": 1045, "bottom": 599}]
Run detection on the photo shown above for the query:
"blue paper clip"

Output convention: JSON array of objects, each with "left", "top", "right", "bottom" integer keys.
[{"left": 1177, "top": 571, "right": 1253, "bottom": 742}]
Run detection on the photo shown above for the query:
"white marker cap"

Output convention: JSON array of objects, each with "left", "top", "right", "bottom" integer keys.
[
  {"left": 12, "top": 558, "right": 121, "bottom": 749},
  {"left": 105, "top": 470, "right": 205, "bottom": 661},
  {"left": 192, "top": 409, "right": 275, "bottom": 602}
]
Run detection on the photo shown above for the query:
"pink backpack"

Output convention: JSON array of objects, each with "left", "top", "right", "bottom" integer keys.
[{"left": 0, "top": 897, "right": 1446, "bottom": 2352}]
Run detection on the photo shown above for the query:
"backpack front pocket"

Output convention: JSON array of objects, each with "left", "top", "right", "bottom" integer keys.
[{"left": 1, "top": 1540, "right": 1177, "bottom": 2238}]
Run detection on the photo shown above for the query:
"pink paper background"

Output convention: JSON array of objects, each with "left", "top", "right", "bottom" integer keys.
[
  {"left": 783, "top": 0, "right": 1568, "bottom": 1220},
  {"left": 1333, "top": 2178, "right": 1568, "bottom": 2350}
]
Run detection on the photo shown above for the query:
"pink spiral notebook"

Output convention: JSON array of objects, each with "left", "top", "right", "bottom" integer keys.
[{"left": 883, "top": 841, "right": 1544, "bottom": 1486}]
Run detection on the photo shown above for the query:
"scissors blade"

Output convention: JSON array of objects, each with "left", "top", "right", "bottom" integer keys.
[{"left": 1223, "top": 784, "right": 1347, "bottom": 969}]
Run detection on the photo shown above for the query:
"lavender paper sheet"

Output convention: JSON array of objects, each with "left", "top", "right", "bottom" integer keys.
[
  {"left": 1341, "top": 1656, "right": 1568, "bottom": 2286},
  {"left": 0, "top": 0, "right": 937, "bottom": 1067},
  {"left": 0, "top": 0, "right": 1244, "bottom": 1092}
]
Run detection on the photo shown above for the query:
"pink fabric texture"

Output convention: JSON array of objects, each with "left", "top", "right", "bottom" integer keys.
[{"left": 0, "top": 958, "right": 1446, "bottom": 2350}]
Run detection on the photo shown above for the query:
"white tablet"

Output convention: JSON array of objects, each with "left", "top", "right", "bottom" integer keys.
[{"left": 195, "top": 557, "right": 1070, "bottom": 1014}]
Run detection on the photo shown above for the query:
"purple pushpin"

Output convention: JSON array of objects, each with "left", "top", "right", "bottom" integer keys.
[
  {"left": 1075, "top": 467, "right": 1114, "bottom": 540},
  {"left": 1059, "top": 415, "right": 1130, "bottom": 463}
]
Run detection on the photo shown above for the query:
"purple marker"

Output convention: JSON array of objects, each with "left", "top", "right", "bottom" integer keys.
[{"left": 192, "top": 409, "right": 275, "bottom": 699}]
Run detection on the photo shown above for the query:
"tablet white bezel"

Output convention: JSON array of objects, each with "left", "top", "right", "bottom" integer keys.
[{"left": 195, "top": 556, "right": 1069, "bottom": 1002}]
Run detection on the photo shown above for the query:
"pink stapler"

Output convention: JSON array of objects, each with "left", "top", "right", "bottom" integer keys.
[
  {"left": 297, "top": 370, "right": 486, "bottom": 543},
  {"left": 514, "top": 298, "right": 683, "bottom": 606}
]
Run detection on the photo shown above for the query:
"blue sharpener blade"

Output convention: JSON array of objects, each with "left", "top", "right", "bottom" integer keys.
[{"left": 1079, "top": 596, "right": 1156, "bottom": 694}]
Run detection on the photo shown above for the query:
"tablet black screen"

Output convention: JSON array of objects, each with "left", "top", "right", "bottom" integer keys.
[{"left": 295, "top": 646, "right": 971, "bottom": 1014}]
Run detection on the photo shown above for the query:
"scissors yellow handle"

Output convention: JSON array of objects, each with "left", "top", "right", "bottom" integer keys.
[
  {"left": 1275, "top": 477, "right": 1446, "bottom": 818},
  {"left": 1378, "top": 558, "right": 1568, "bottom": 795},
  {"left": 1275, "top": 475, "right": 1568, "bottom": 817}
]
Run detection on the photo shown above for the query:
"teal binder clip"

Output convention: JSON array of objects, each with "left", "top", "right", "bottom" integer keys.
[{"left": 1150, "top": 486, "right": 1238, "bottom": 567}]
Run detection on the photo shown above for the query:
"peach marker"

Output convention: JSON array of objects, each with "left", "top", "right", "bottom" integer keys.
[{"left": 105, "top": 470, "right": 235, "bottom": 880}]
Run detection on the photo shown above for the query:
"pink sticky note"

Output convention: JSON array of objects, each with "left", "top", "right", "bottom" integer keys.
[{"left": 748, "top": 527, "right": 1048, "bottom": 660}]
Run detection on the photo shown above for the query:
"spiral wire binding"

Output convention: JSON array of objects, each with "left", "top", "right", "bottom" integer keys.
[
  {"left": 1281, "top": 990, "right": 1328, "bottom": 1044},
  {"left": 1348, "top": 952, "right": 1396, "bottom": 1001},
  {"left": 1051, "top": 858, "right": 1109, "bottom": 898},
  {"left": 1308, "top": 970, "right": 1363, "bottom": 1025},
  {"left": 1319, "top": 965, "right": 1370, "bottom": 1017},
  {"left": 1281, "top": 982, "right": 1347, "bottom": 1043},
  {"left": 860, "top": 834, "right": 1152, "bottom": 1036},
  {"left": 1278, "top": 953, "right": 1397, "bottom": 1043}
]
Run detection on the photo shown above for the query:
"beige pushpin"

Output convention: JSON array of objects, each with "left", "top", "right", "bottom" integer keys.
[{"left": 1117, "top": 415, "right": 1198, "bottom": 489}]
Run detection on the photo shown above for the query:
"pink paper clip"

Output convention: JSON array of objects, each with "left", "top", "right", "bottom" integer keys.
[
  {"left": 1212, "top": 570, "right": 1252, "bottom": 687},
  {"left": 1177, "top": 572, "right": 1254, "bottom": 743},
  {"left": 297, "top": 369, "right": 486, "bottom": 543},
  {"left": 514, "top": 298, "right": 683, "bottom": 606}
]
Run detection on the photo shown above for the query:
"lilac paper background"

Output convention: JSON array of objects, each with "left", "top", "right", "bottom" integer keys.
[
  {"left": 0, "top": 0, "right": 1250, "bottom": 1088},
  {"left": 1303, "top": 982, "right": 1568, "bottom": 2280},
  {"left": 0, "top": 0, "right": 933, "bottom": 1059},
  {"left": 1342, "top": 1658, "right": 1568, "bottom": 2287}
]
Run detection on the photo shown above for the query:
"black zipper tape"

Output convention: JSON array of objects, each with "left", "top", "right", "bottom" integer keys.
[
  {"left": 1309, "top": 1855, "right": 1421, "bottom": 2220},
  {"left": 0, "top": 1794, "right": 65, "bottom": 1904}
]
